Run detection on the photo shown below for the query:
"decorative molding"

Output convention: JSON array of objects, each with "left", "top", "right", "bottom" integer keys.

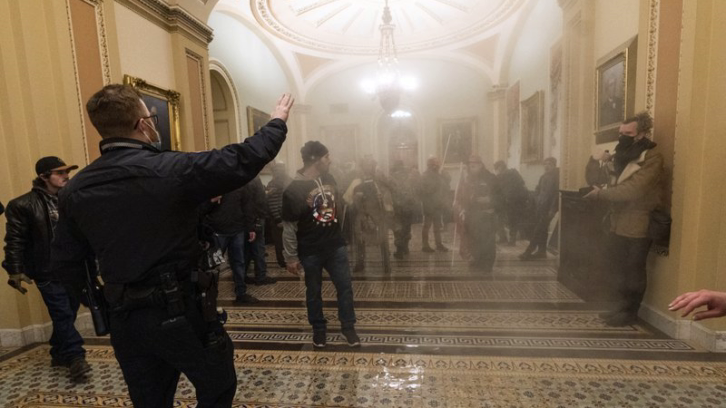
[
  {"left": 65, "top": 0, "right": 91, "bottom": 165},
  {"left": 115, "top": 0, "right": 214, "bottom": 45},
  {"left": 186, "top": 50, "right": 210, "bottom": 149},
  {"left": 640, "top": 303, "right": 726, "bottom": 352},
  {"left": 487, "top": 84, "right": 507, "bottom": 101},
  {"left": 91, "top": 0, "right": 112, "bottom": 84},
  {"left": 0, "top": 313, "right": 92, "bottom": 348},
  {"left": 252, "top": 0, "right": 526, "bottom": 55},
  {"left": 645, "top": 0, "right": 660, "bottom": 118}
]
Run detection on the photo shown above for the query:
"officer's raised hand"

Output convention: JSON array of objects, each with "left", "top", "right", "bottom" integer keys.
[
  {"left": 272, "top": 94, "right": 295, "bottom": 122},
  {"left": 8, "top": 273, "right": 32, "bottom": 294}
]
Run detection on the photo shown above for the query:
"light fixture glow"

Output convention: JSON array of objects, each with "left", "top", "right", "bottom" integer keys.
[{"left": 391, "top": 110, "right": 412, "bottom": 118}]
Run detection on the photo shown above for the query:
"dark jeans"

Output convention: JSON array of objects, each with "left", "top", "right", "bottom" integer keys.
[
  {"left": 215, "top": 232, "right": 247, "bottom": 297},
  {"left": 110, "top": 288, "right": 236, "bottom": 408},
  {"left": 422, "top": 211, "right": 444, "bottom": 248},
  {"left": 36, "top": 280, "right": 85, "bottom": 363},
  {"left": 467, "top": 212, "right": 497, "bottom": 271},
  {"left": 504, "top": 202, "right": 526, "bottom": 243},
  {"left": 244, "top": 223, "right": 268, "bottom": 280},
  {"left": 525, "top": 210, "right": 553, "bottom": 254},
  {"left": 300, "top": 246, "right": 356, "bottom": 332},
  {"left": 607, "top": 234, "right": 652, "bottom": 315},
  {"left": 271, "top": 221, "right": 285, "bottom": 267},
  {"left": 393, "top": 209, "right": 413, "bottom": 254}
]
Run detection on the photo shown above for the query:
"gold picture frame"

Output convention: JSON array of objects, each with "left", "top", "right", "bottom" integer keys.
[
  {"left": 246, "top": 106, "right": 271, "bottom": 138},
  {"left": 321, "top": 124, "right": 358, "bottom": 166},
  {"left": 439, "top": 118, "right": 476, "bottom": 166},
  {"left": 520, "top": 90, "right": 545, "bottom": 163},
  {"left": 123, "top": 75, "right": 181, "bottom": 151},
  {"left": 595, "top": 36, "right": 638, "bottom": 144}
]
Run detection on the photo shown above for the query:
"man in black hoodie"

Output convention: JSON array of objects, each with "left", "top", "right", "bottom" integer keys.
[{"left": 282, "top": 141, "right": 360, "bottom": 349}]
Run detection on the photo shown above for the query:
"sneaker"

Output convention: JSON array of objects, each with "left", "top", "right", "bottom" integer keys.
[
  {"left": 234, "top": 294, "right": 260, "bottom": 304},
  {"left": 518, "top": 252, "right": 533, "bottom": 261},
  {"left": 312, "top": 331, "right": 327, "bottom": 348},
  {"left": 243, "top": 276, "right": 255, "bottom": 285},
  {"left": 436, "top": 246, "right": 449, "bottom": 253},
  {"left": 69, "top": 357, "right": 91, "bottom": 383},
  {"left": 422, "top": 246, "right": 435, "bottom": 253},
  {"left": 393, "top": 251, "right": 404, "bottom": 260},
  {"left": 597, "top": 310, "right": 619, "bottom": 320},
  {"left": 341, "top": 328, "right": 361, "bottom": 348},
  {"left": 255, "top": 276, "right": 277, "bottom": 285},
  {"left": 531, "top": 251, "right": 547, "bottom": 259}
]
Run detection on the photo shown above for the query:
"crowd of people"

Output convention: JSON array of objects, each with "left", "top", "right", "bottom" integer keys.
[{"left": 0, "top": 85, "right": 719, "bottom": 408}]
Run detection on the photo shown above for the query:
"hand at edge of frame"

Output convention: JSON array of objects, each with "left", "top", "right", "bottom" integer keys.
[{"left": 271, "top": 93, "right": 295, "bottom": 122}]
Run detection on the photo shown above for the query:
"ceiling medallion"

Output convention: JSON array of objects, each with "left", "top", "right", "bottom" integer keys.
[{"left": 251, "top": 0, "right": 528, "bottom": 56}]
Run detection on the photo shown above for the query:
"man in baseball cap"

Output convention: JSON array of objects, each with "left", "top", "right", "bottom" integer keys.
[{"left": 2, "top": 156, "right": 88, "bottom": 382}]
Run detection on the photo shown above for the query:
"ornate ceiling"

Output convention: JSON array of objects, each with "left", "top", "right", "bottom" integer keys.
[
  {"left": 251, "top": 0, "right": 528, "bottom": 55},
  {"left": 210, "top": 0, "right": 536, "bottom": 94}
]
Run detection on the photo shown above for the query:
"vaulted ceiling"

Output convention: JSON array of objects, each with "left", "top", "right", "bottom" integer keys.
[{"left": 212, "top": 0, "right": 536, "bottom": 96}]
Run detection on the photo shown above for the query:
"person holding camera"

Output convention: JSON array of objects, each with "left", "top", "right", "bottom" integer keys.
[
  {"left": 50, "top": 84, "right": 294, "bottom": 408},
  {"left": 3, "top": 156, "right": 89, "bottom": 383}
]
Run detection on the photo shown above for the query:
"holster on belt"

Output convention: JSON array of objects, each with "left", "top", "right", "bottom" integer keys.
[{"left": 192, "top": 268, "right": 219, "bottom": 323}]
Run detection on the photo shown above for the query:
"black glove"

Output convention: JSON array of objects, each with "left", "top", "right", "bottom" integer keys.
[{"left": 8, "top": 273, "right": 32, "bottom": 294}]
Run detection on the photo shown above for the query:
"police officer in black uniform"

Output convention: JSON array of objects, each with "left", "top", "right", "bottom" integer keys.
[{"left": 50, "top": 84, "right": 294, "bottom": 408}]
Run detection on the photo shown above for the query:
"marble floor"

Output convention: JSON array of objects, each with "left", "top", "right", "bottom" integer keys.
[{"left": 2, "top": 227, "right": 725, "bottom": 407}]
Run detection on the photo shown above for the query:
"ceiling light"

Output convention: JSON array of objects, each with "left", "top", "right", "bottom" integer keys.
[
  {"left": 361, "top": 0, "right": 417, "bottom": 112},
  {"left": 391, "top": 110, "right": 412, "bottom": 118}
]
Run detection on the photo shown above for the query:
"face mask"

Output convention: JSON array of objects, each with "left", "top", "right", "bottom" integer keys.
[
  {"left": 143, "top": 129, "right": 163, "bottom": 151},
  {"left": 617, "top": 134, "right": 635, "bottom": 150}
]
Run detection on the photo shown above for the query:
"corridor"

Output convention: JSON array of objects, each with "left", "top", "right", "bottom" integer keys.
[{"left": 1, "top": 227, "right": 725, "bottom": 407}]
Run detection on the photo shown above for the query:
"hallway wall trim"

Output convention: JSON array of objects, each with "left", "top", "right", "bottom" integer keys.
[
  {"left": 0, "top": 314, "right": 92, "bottom": 348},
  {"left": 641, "top": 303, "right": 726, "bottom": 352}
]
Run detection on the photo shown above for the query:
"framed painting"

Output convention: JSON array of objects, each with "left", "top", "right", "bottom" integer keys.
[
  {"left": 439, "top": 118, "right": 476, "bottom": 166},
  {"left": 595, "top": 36, "right": 638, "bottom": 144},
  {"left": 320, "top": 125, "right": 358, "bottom": 166},
  {"left": 520, "top": 90, "right": 545, "bottom": 164},
  {"left": 246, "top": 106, "right": 271, "bottom": 138},
  {"left": 123, "top": 75, "right": 181, "bottom": 151}
]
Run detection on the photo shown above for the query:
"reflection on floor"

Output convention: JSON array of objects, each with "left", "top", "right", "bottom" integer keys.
[{"left": 3, "top": 227, "right": 726, "bottom": 407}]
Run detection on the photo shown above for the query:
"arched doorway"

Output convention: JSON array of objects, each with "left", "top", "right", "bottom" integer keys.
[
  {"left": 378, "top": 111, "right": 419, "bottom": 173},
  {"left": 209, "top": 68, "right": 239, "bottom": 148}
]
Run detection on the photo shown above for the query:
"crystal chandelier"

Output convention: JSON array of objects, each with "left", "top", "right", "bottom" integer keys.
[{"left": 361, "top": 0, "right": 418, "bottom": 112}]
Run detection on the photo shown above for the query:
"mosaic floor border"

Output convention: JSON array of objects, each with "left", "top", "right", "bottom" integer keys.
[
  {"left": 227, "top": 331, "right": 695, "bottom": 352},
  {"left": 225, "top": 281, "right": 583, "bottom": 303},
  {"left": 225, "top": 308, "right": 646, "bottom": 334},
  {"left": 5, "top": 346, "right": 726, "bottom": 408}
]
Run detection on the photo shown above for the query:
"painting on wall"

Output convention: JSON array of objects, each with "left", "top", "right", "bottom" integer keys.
[
  {"left": 595, "top": 36, "right": 638, "bottom": 144},
  {"left": 520, "top": 91, "right": 545, "bottom": 164},
  {"left": 123, "top": 75, "right": 181, "bottom": 151},
  {"left": 246, "top": 106, "right": 271, "bottom": 138},
  {"left": 506, "top": 81, "right": 520, "bottom": 150},
  {"left": 549, "top": 39, "right": 562, "bottom": 147},
  {"left": 439, "top": 118, "right": 476, "bottom": 166},
  {"left": 321, "top": 125, "right": 358, "bottom": 166}
]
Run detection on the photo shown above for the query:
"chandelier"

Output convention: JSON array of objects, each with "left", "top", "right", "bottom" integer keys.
[{"left": 361, "top": 0, "right": 418, "bottom": 112}]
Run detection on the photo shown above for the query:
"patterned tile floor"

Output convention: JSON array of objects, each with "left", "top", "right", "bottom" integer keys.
[
  {"left": 5, "top": 347, "right": 726, "bottom": 408},
  {"left": 3, "top": 227, "right": 725, "bottom": 407}
]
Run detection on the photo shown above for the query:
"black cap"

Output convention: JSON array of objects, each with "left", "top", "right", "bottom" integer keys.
[
  {"left": 300, "top": 141, "right": 329, "bottom": 165},
  {"left": 35, "top": 156, "right": 78, "bottom": 175}
]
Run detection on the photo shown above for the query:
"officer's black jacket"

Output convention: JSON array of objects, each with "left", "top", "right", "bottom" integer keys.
[{"left": 50, "top": 118, "right": 287, "bottom": 287}]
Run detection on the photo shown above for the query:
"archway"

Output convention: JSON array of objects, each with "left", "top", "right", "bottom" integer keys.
[{"left": 209, "top": 68, "right": 239, "bottom": 148}]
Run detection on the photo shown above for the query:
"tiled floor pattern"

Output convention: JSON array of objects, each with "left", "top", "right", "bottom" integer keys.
[
  {"left": 4, "top": 229, "right": 721, "bottom": 407},
  {"left": 5, "top": 346, "right": 726, "bottom": 408},
  {"left": 223, "top": 281, "right": 583, "bottom": 303},
  {"left": 225, "top": 308, "right": 646, "bottom": 333}
]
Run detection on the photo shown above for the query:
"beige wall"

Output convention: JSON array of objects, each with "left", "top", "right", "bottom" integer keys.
[
  {"left": 0, "top": 0, "right": 89, "bottom": 332},
  {"left": 0, "top": 0, "right": 216, "bottom": 343},
  {"left": 649, "top": 0, "right": 726, "bottom": 331}
]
